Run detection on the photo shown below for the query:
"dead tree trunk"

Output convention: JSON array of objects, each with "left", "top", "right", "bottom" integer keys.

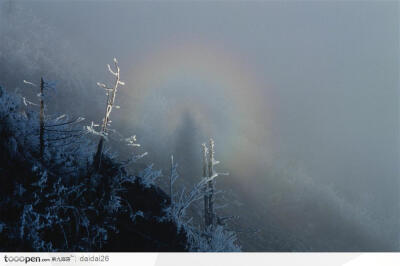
[
  {"left": 93, "top": 58, "right": 124, "bottom": 170},
  {"left": 202, "top": 143, "right": 210, "bottom": 227},
  {"left": 207, "top": 138, "right": 215, "bottom": 227},
  {"left": 203, "top": 139, "right": 216, "bottom": 228},
  {"left": 39, "top": 77, "right": 45, "bottom": 160}
]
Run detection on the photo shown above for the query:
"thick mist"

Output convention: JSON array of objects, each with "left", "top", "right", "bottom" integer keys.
[{"left": 1, "top": 0, "right": 399, "bottom": 251}]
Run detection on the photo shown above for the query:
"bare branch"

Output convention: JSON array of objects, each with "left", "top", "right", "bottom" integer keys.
[
  {"left": 45, "top": 117, "right": 85, "bottom": 128},
  {"left": 23, "top": 80, "right": 37, "bottom": 87}
]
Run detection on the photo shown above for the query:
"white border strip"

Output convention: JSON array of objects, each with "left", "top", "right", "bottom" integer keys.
[{"left": 1, "top": 253, "right": 400, "bottom": 266}]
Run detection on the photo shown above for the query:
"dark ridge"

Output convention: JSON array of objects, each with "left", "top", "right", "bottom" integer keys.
[{"left": 0, "top": 87, "right": 187, "bottom": 251}]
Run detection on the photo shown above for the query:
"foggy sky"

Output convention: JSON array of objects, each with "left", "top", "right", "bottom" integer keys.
[{"left": 1, "top": 0, "right": 399, "bottom": 251}]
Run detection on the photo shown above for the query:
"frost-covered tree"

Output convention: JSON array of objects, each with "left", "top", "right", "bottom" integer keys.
[
  {"left": 169, "top": 155, "right": 178, "bottom": 204},
  {"left": 203, "top": 138, "right": 229, "bottom": 228},
  {"left": 93, "top": 58, "right": 125, "bottom": 169},
  {"left": 202, "top": 143, "right": 210, "bottom": 226},
  {"left": 0, "top": 84, "right": 174, "bottom": 251},
  {"left": 186, "top": 225, "right": 240, "bottom": 252},
  {"left": 164, "top": 163, "right": 205, "bottom": 229},
  {"left": 21, "top": 77, "right": 87, "bottom": 165},
  {"left": 162, "top": 140, "right": 240, "bottom": 251},
  {"left": 206, "top": 139, "right": 215, "bottom": 226}
]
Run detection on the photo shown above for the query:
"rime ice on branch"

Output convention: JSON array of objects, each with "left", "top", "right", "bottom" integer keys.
[
  {"left": 93, "top": 58, "right": 125, "bottom": 169},
  {"left": 163, "top": 139, "right": 239, "bottom": 251},
  {"left": 22, "top": 77, "right": 86, "bottom": 161},
  {"left": 203, "top": 138, "right": 218, "bottom": 228}
]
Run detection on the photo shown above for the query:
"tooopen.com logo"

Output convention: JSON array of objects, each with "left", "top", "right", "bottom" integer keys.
[{"left": 3, "top": 256, "right": 41, "bottom": 264}]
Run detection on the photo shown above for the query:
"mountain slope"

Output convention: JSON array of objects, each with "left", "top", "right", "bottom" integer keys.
[{"left": 0, "top": 86, "right": 187, "bottom": 251}]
